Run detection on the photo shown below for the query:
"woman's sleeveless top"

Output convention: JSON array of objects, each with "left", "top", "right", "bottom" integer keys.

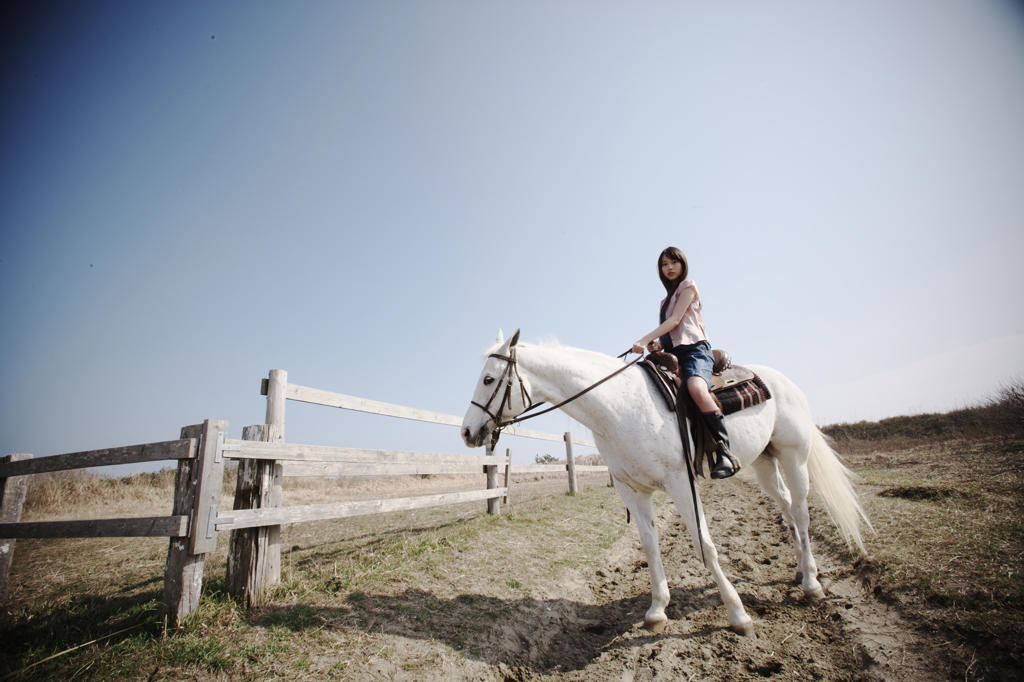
[{"left": 660, "top": 278, "right": 709, "bottom": 347}]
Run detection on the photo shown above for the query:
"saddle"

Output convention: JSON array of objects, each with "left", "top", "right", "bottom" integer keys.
[
  {"left": 643, "top": 350, "right": 756, "bottom": 408},
  {"left": 640, "top": 349, "right": 771, "bottom": 476}
]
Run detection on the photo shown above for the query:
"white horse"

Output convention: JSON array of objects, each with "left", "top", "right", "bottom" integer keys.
[{"left": 461, "top": 330, "right": 870, "bottom": 636}]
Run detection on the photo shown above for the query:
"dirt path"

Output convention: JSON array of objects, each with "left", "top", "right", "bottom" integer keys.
[
  {"left": 2, "top": 473, "right": 952, "bottom": 680},
  {"left": 481, "top": 476, "right": 946, "bottom": 681}
]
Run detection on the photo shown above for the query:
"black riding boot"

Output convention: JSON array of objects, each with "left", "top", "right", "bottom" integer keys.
[{"left": 702, "top": 411, "right": 739, "bottom": 479}]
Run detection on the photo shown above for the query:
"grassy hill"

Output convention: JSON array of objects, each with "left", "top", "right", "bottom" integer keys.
[{"left": 822, "top": 381, "right": 1024, "bottom": 446}]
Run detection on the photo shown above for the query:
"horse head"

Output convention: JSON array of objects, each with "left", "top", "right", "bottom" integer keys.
[{"left": 461, "top": 329, "right": 533, "bottom": 448}]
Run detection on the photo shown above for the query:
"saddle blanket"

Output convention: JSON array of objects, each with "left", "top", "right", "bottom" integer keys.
[
  {"left": 639, "top": 360, "right": 772, "bottom": 415},
  {"left": 716, "top": 374, "right": 772, "bottom": 415}
]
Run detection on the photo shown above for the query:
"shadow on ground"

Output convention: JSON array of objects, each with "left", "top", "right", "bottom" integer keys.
[{"left": 252, "top": 585, "right": 724, "bottom": 674}]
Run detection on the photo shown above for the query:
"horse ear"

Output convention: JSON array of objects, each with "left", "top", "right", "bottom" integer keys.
[
  {"left": 495, "top": 329, "right": 504, "bottom": 346},
  {"left": 509, "top": 329, "right": 520, "bottom": 347}
]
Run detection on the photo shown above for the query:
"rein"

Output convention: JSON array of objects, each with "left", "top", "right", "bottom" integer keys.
[
  {"left": 497, "top": 349, "right": 643, "bottom": 429},
  {"left": 475, "top": 343, "right": 644, "bottom": 450}
]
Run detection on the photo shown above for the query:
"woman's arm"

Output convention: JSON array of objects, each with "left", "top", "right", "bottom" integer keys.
[{"left": 631, "top": 286, "right": 695, "bottom": 353}]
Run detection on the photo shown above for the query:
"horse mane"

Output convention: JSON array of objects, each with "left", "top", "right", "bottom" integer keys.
[
  {"left": 482, "top": 334, "right": 621, "bottom": 373},
  {"left": 525, "top": 340, "right": 623, "bottom": 373}
]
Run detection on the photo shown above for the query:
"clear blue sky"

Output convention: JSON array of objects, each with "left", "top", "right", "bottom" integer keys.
[{"left": 2, "top": 1, "right": 1023, "bottom": 473}]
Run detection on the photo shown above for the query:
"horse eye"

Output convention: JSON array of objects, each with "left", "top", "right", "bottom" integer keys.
[{"left": 483, "top": 376, "right": 495, "bottom": 386}]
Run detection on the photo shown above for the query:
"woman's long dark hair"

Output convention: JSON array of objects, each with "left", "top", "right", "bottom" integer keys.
[
  {"left": 657, "top": 246, "right": 689, "bottom": 294},
  {"left": 657, "top": 246, "right": 689, "bottom": 323}
]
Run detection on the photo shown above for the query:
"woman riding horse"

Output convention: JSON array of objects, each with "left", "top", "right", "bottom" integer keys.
[{"left": 632, "top": 246, "right": 738, "bottom": 479}]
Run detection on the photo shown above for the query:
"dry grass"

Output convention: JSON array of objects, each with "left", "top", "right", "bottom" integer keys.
[
  {"left": 811, "top": 436, "right": 1023, "bottom": 680},
  {"left": 4, "top": 383, "right": 1021, "bottom": 679},
  {"left": 823, "top": 380, "right": 1024, "bottom": 450},
  {"left": 22, "top": 469, "right": 178, "bottom": 520},
  {"left": 3, "top": 468, "right": 618, "bottom": 680},
  {"left": 808, "top": 382, "right": 1024, "bottom": 679}
]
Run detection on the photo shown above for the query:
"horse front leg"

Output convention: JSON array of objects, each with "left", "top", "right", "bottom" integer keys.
[
  {"left": 664, "top": 476, "right": 754, "bottom": 636},
  {"left": 612, "top": 479, "right": 671, "bottom": 632}
]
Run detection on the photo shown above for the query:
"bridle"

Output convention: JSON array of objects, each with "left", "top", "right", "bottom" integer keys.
[
  {"left": 471, "top": 337, "right": 643, "bottom": 447},
  {"left": 470, "top": 343, "right": 535, "bottom": 431}
]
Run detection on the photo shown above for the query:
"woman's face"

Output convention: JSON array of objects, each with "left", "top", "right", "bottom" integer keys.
[{"left": 660, "top": 256, "right": 683, "bottom": 282}]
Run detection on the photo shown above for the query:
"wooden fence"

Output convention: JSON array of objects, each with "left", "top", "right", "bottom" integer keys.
[{"left": 0, "top": 369, "right": 606, "bottom": 626}]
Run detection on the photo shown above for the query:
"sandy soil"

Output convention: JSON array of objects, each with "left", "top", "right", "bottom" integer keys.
[
  {"left": 498, "top": 477, "right": 948, "bottom": 681},
  {"left": 331, "top": 473, "right": 948, "bottom": 681}
]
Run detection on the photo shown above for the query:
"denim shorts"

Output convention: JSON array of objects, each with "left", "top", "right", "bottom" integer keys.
[{"left": 670, "top": 341, "right": 714, "bottom": 389}]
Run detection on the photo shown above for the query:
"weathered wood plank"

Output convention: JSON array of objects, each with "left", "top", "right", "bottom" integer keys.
[
  {"left": 503, "top": 426, "right": 595, "bottom": 446},
  {"left": 283, "top": 382, "right": 596, "bottom": 447},
  {"left": 189, "top": 420, "right": 228, "bottom": 555},
  {"left": 227, "top": 423, "right": 283, "bottom": 607},
  {"left": 0, "top": 515, "right": 189, "bottom": 538},
  {"left": 265, "top": 370, "right": 287, "bottom": 441},
  {"left": 223, "top": 440, "right": 508, "bottom": 466},
  {"left": 258, "top": 374, "right": 286, "bottom": 600},
  {"left": 281, "top": 461, "right": 501, "bottom": 477},
  {"left": 1, "top": 453, "right": 32, "bottom": 596},
  {"left": 164, "top": 424, "right": 205, "bottom": 629},
  {"left": 511, "top": 464, "right": 568, "bottom": 474},
  {"left": 565, "top": 432, "right": 578, "bottom": 496},
  {"left": 0, "top": 440, "right": 197, "bottom": 477},
  {"left": 286, "top": 383, "right": 464, "bottom": 427},
  {"left": 217, "top": 488, "right": 506, "bottom": 530},
  {"left": 485, "top": 442, "right": 500, "bottom": 515},
  {"left": 503, "top": 448, "right": 511, "bottom": 505}
]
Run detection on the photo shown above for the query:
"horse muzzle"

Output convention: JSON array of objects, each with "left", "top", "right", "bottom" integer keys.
[{"left": 461, "top": 422, "right": 493, "bottom": 448}]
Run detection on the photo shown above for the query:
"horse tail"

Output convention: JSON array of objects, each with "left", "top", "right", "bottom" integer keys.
[{"left": 806, "top": 427, "right": 872, "bottom": 553}]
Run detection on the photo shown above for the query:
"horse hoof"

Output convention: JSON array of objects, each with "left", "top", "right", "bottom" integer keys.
[
  {"left": 803, "top": 585, "right": 826, "bottom": 600},
  {"left": 644, "top": 616, "right": 668, "bottom": 633},
  {"left": 730, "top": 620, "right": 755, "bottom": 637}
]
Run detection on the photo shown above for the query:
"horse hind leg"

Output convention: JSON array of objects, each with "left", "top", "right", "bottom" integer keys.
[
  {"left": 749, "top": 454, "right": 802, "bottom": 561},
  {"left": 612, "top": 480, "right": 671, "bottom": 631},
  {"left": 663, "top": 477, "right": 754, "bottom": 636},
  {"left": 773, "top": 447, "right": 825, "bottom": 599}
]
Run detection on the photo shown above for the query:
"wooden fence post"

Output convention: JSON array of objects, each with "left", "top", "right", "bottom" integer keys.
[
  {"left": 485, "top": 442, "right": 500, "bottom": 515},
  {"left": 503, "top": 448, "right": 511, "bottom": 506},
  {"left": 188, "top": 420, "right": 228, "bottom": 556},
  {"left": 564, "top": 432, "right": 578, "bottom": 496},
  {"left": 263, "top": 369, "right": 287, "bottom": 438},
  {"left": 163, "top": 424, "right": 207, "bottom": 627},
  {"left": 226, "top": 424, "right": 282, "bottom": 606},
  {"left": 227, "top": 369, "right": 285, "bottom": 606},
  {"left": 0, "top": 453, "right": 32, "bottom": 598},
  {"left": 263, "top": 370, "right": 285, "bottom": 582}
]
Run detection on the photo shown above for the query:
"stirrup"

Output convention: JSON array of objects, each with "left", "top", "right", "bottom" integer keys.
[{"left": 711, "top": 448, "right": 739, "bottom": 479}]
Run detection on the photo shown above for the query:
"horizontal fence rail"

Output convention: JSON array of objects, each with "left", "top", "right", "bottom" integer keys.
[
  {"left": 0, "top": 369, "right": 609, "bottom": 630},
  {"left": 216, "top": 437, "right": 510, "bottom": 533},
  {"left": 513, "top": 463, "right": 609, "bottom": 474},
  {"left": 222, "top": 440, "right": 508, "bottom": 467},
  {"left": 279, "top": 381, "right": 597, "bottom": 448},
  {"left": 0, "top": 438, "right": 199, "bottom": 542},
  {"left": 217, "top": 488, "right": 506, "bottom": 532},
  {"left": 0, "top": 516, "right": 190, "bottom": 538},
  {"left": 0, "top": 439, "right": 196, "bottom": 478},
  {"left": 0, "top": 420, "right": 226, "bottom": 628}
]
